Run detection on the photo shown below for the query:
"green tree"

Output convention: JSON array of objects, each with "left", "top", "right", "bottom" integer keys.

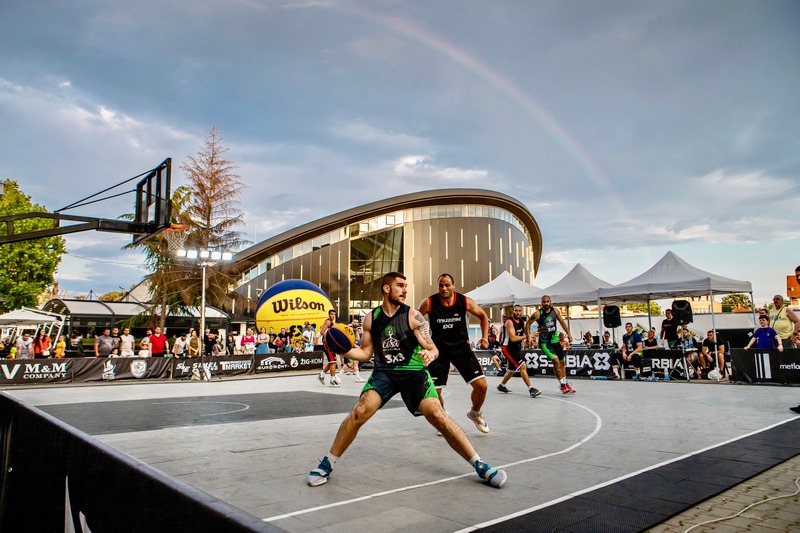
[
  {"left": 721, "top": 293, "right": 752, "bottom": 312},
  {"left": 99, "top": 290, "right": 126, "bottom": 302},
  {"left": 626, "top": 302, "right": 662, "bottom": 315},
  {"left": 0, "top": 181, "right": 66, "bottom": 312}
]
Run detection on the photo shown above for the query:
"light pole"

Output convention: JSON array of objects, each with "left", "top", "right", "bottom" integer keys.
[{"left": 174, "top": 248, "right": 233, "bottom": 355}]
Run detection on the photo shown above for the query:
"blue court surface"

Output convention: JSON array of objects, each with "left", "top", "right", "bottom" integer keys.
[{"left": 6, "top": 373, "right": 799, "bottom": 532}]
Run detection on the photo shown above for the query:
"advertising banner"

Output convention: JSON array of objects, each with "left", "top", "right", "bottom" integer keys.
[
  {"left": 253, "top": 351, "right": 325, "bottom": 374},
  {"left": 475, "top": 348, "right": 688, "bottom": 378},
  {"left": 0, "top": 359, "right": 72, "bottom": 384},
  {"left": 71, "top": 357, "right": 172, "bottom": 382},
  {"left": 731, "top": 348, "right": 800, "bottom": 384},
  {"left": 172, "top": 356, "right": 253, "bottom": 379}
]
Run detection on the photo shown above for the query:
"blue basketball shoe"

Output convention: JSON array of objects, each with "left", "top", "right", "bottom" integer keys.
[
  {"left": 307, "top": 456, "right": 333, "bottom": 487},
  {"left": 475, "top": 460, "right": 507, "bottom": 488}
]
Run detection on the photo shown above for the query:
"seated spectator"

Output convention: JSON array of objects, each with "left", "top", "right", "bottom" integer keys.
[
  {"left": 487, "top": 323, "right": 498, "bottom": 349},
  {"left": 491, "top": 351, "right": 507, "bottom": 376},
  {"left": 600, "top": 331, "right": 618, "bottom": 350},
  {"left": 582, "top": 331, "right": 594, "bottom": 348},
  {"left": 611, "top": 322, "right": 643, "bottom": 381},
  {"left": 698, "top": 330, "right": 724, "bottom": 378},
  {"left": 697, "top": 330, "right": 725, "bottom": 379},
  {"left": 558, "top": 332, "right": 570, "bottom": 349},
  {"left": 643, "top": 329, "right": 660, "bottom": 350},
  {"left": 678, "top": 327, "right": 700, "bottom": 378}
]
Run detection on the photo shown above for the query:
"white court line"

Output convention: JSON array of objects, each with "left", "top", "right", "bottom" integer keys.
[
  {"left": 454, "top": 416, "right": 800, "bottom": 532},
  {"left": 262, "top": 396, "right": 603, "bottom": 523},
  {"left": 152, "top": 401, "right": 250, "bottom": 417}
]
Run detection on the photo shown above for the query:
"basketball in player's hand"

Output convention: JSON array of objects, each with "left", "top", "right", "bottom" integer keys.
[{"left": 324, "top": 324, "right": 356, "bottom": 354}]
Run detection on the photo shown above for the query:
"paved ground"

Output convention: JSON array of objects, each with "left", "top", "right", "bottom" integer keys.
[
  {"left": 4, "top": 372, "right": 799, "bottom": 532},
  {"left": 650, "top": 453, "right": 800, "bottom": 532}
]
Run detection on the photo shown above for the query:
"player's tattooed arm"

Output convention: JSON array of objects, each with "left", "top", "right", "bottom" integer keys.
[
  {"left": 415, "top": 313, "right": 433, "bottom": 344},
  {"left": 413, "top": 311, "right": 438, "bottom": 364}
]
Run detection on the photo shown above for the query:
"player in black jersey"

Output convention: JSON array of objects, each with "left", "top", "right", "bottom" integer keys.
[
  {"left": 418, "top": 273, "right": 491, "bottom": 434},
  {"left": 496, "top": 305, "right": 541, "bottom": 397},
  {"left": 308, "top": 272, "right": 507, "bottom": 489}
]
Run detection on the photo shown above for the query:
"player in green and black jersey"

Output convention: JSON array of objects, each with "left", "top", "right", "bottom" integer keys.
[{"left": 307, "top": 272, "right": 507, "bottom": 489}]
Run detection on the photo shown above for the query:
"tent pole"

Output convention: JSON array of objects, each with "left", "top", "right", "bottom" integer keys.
[
  {"left": 710, "top": 290, "right": 722, "bottom": 377},
  {"left": 597, "top": 295, "right": 602, "bottom": 339},
  {"left": 750, "top": 291, "right": 757, "bottom": 327}
]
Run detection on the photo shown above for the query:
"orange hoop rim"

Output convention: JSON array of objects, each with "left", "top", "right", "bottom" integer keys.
[{"left": 163, "top": 223, "right": 190, "bottom": 233}]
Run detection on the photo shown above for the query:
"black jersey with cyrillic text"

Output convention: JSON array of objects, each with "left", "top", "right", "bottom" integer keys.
[{"left": 427, "top": 292, "right": 470, "bottom": 351}]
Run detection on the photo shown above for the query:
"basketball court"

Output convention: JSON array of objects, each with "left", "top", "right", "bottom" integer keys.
[{"left": 5, "top": 372, "right": 799, "bottom": 532}]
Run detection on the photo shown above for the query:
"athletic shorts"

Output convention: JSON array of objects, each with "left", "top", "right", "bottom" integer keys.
[
  {"left": 427, "top": 346, "right": 485, "bottom": 387},
  {"left": 324, "top": 350, "right": 337, "bottom": 364},
  {"left": 539, "top": 341, "right": 565, "bottom": 361},
  {"left": 501, "top": 346, "right": 526, "bottom": 371},
  {"left": 362, "top": 368, "right": 438, "bottom": 416}
]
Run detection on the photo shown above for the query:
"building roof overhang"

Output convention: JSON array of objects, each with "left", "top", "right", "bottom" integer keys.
[{"left": 234, "top": 188, "right": 542, "bottom": 273}]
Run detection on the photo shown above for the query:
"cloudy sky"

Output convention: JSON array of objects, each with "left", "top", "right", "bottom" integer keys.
[{"left": 1, "top": 1, "right": 798, "bottom": 306}]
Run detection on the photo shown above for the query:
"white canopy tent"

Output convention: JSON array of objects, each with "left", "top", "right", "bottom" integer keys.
[
  {"left": 464, "top": 271, "right": 540, "bottom": 306},
  {"left": 0, "top": 308, "right": 64, "bottom": 326},
  {"left": 518, "top": 263, "right": 614, "bottom": 306},
  {"left": 598, "top": 250, "right": 755, "bottom": 333},
  {"left": 518, "top": 263, "right": 615, "bottom": 339},
  {"left": 0, "top": 307, "right": 67, "bottom": 344},
  {"left": 599, "top": 251, "right": 752, "bottom": 302}
]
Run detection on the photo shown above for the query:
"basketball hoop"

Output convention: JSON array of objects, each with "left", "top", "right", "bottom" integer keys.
[{"left": 162, "top": 223, "right": 190, "bottom": 252}]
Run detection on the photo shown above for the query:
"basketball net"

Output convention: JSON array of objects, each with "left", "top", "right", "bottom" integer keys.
[{"left": 162, "top": 224, "right": 190, "bottom": 252}]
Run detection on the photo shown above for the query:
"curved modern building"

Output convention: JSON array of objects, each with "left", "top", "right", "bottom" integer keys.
[{"left": 234, "top": 189, "right": 541, "bottom": 323}]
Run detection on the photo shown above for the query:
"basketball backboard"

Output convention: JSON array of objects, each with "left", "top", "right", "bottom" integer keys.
[
  {"left": 0, "top": 158, "right": 172, "bottom": 245},
  {"left": 132, "top": 158, "right": 172, "bottom": 245}
]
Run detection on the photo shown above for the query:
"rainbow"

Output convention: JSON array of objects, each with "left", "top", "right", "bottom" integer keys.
[{"left": 326, "top": 3, "right": 626, "bottom": 215}]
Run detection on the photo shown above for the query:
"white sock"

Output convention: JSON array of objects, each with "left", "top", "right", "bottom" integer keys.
[
  {"left": 468, "top": 455, "right": 480, "bottom": 467},
  {"left": 327, "top": 453, "right": 339, "bottom": 465},
  {"left": 560, "top": 377, "right": 567, "bottom": 385}
]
